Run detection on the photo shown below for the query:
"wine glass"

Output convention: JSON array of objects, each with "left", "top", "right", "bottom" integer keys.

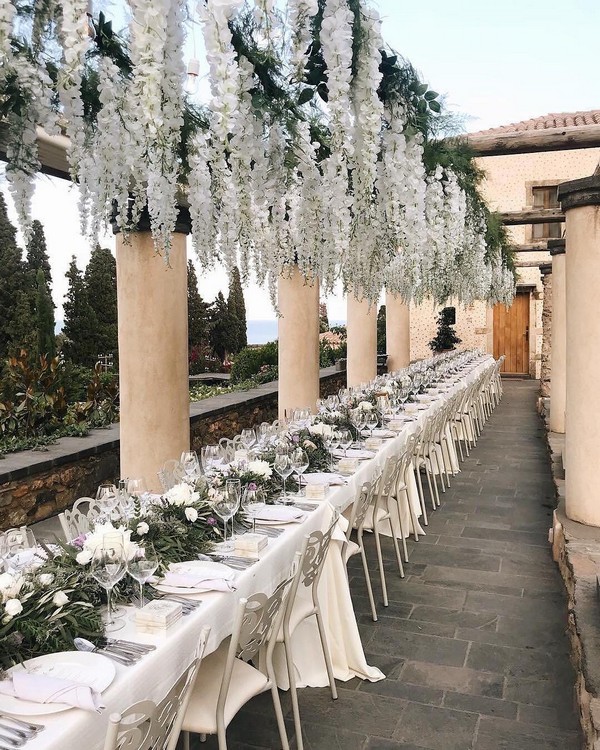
[
  {"left": 96, "top": 482, "right": 119, "bottom": 523},
  {"left": 212, "top": 480, "right": 241, "bottom": 552},
  {"left": 274, "top": 450, "right": 293, "bottom": 504},
  {"left": 90, "top": 538, "right": 127, "bottom": 632},
  {"left": 240, "top": 428, "right": 256, "bottom": 451},
  {"left": 180, "top": 451, "right": 201, "bottom": 483},
  {"left": 116, "top": 479, "right": 136, "bottom": 522},
  {"left": 242, "top": 485, "right": 266, "bottom": 534},
  {"left": 366, "top": 411, "right": 379, "bottom": 438},
  {"left": 338, "top": 429, "right": 352, "bottom": 458},
  {"left": 126, "top": 478, "right": 148, "bottom": 515},
  {"left": 290, "top": 448, "right": 309, "bottom": 496},
  {"left": 128, "top": 543, "right": 159, "bottom": 608},
  {"left": 201, "top": 445, "right": 220, "bottom": 473}
]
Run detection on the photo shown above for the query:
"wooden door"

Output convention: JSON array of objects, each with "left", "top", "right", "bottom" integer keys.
[{"left": 493, "top": 291, "right": 530, "bottom": 375}]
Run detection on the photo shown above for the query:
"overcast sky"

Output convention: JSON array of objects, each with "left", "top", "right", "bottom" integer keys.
[{"left": 1, "top": 0, "right": 598, "bottom": 321}]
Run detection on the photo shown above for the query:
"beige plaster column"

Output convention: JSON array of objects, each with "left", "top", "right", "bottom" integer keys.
[
  {"left": 115, "top": 210, "right": 190, "bottom": 491},
  {"left": 385, "top": 292, "right": 410, "bottom": 372},
  {"left": 539, "top": 263, "right": 552, "bottom": 398},
  {"left": 548, "top": 240, "right": 566, "bottom": 434},
  {"left": 558, "top": 176, "right": 600, "bottom": 526},
  {"left": 347, "top": 293, "right": 377, "bottom": 387},
  {"left": 277, "top": 267, "right": 320, "bottom": 418}
]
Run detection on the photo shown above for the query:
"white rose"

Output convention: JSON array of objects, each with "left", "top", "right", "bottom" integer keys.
[
  {"left": 38, "top": 573, "right": 54, "bottom": 587},
  {"left": 247, "top": 460, "right": 272, "bottom": 478},
  {"left": 308, "top": 423, "right": 324, "bottom": 436},
  {"left": 137, "top": 521, "right": 149, "bottom": 536},
  {"left": 76, "top": 550, "right": 93, "bottom": 565},
  {"left": 0, "top": 573, "right": 14, "bottom": 591},
  {"left": 185, "top": 507, "right": 198, "bottom": 523},
  {"left": 52, "top": 591, "right": 69, "bottom": 608},
  {"left": 358, "top": 401, "right": 374, "bottom": 411},
  {"left": 165, "top": 483, "right": 199, "bottom": 507},
  {"left": 4, "top": 599, "right": 23, "bottom": 617}
]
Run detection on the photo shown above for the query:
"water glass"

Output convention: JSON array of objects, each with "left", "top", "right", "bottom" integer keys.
[
  {"left": 290, "top": 448, "right": 309, "bottom": 495},
  {"left": 180, "top": 451, "right": 201, "bottom": 482},
  {"left": 96, "top": 482, "right": 119, "bottom": 522},
  {"left": 242, "top": 486, "right": 266, "bottom": 534},
  {"left": 90, "top": 539, "right": 127, "bottom": 632},
  {"left": 128, "top": 543, "right": 159, "bottom": 608},
  {"left": 274, "top": 450, "right": 293, "bottom": 504},
  {"left": 212, "top": 480, "right": 241, "bottom": 551}
]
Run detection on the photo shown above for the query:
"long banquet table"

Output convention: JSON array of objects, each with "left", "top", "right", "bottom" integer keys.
[{"left": 14, "top": 354, "right": 495, "bottom": 750}]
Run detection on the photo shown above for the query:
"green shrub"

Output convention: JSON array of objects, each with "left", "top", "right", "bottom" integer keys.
[{"left": 230, "top": 341, "right": 278, "bottom": 384}]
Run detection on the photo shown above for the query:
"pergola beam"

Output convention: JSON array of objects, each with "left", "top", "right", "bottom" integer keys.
[
  {"left": 466, "top": 124, "right": 600, "bottom": 157},
  {"left": 501, "top": 208, "right": 564, "bottom": 225},
  {"left": 0, "top": 125, "right": 71, "bottom": 181},
  {"left": 513, "top": 243, "right": 550, "bottom": 253}
]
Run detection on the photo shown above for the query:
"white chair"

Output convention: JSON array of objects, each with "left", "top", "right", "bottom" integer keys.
[
  {"left": 278, "top": 515, "right": 339, "bottom": 750},
  {"left": 104, "top": 626, "right": 210, "bottom": 750},
  {"left": 181, "top": 578, "right": 293, "bottom": 750},
  {"left": 391, "top": 434, "right": 421, "bottom": 557},
  {"left": 59, "top": 497, "right": 102, "bottom": 541}
]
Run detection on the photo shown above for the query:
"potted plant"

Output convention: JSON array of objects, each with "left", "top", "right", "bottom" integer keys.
[{"left": 428, "top": 307, "right": 461, "bottom": 353}]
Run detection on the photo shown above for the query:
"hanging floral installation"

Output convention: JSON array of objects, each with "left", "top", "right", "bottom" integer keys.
[{"left": 0, "top": 0, "right": 515, "bottom": 307}]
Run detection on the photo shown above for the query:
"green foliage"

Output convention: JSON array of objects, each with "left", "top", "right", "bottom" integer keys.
[
  {"left": 0, "top": 194, "right": 31, "bottom": 361},
  {"left": 34, "top": 268, "right": 55, "bottom": 358},
  {"left": 319, "top": 340, "right": 346, "bottom": 367},
  {"left": 26, "top": 219, "right": 52, "bottom": 286},
  {"left": 84, "top": 245, "right": 118, "bottom": 359},
  {"left": 187, "top": 261, "right": 210, "bottom": 353},
  {"left": 227, "top": 266, "right": 247, "bottom": 354},
  {"left": 319, "top": 302, "right": 329, "bottom": 333},
  {"left": 230, "top": 341, "right": 279, "bottom": 384},
  {"left": 377, "top": 304, "right": 386, "bottom": 354},
  {"left": 62, "top": 257, "right": 99, "bottom": 367},
  {"left": 208, "top": 291, "right": 235, "bottom": 362},
  {"left": 428, "top": 307, "right": 462, "bottom": 353}
]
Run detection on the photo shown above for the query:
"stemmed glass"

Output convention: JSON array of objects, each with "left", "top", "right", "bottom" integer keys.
[
  {"left": 240, "top": 428, "right": 256, "bottom": 452},
  {"left": 338, "top": 429, "right": 352, "bottom": 458},
  {"left": 90, "top": 538, "right": 127, "bottom": 632},
  {"left": 117, "top": 480, "right": 136, "bottom": 522},
  {"left": 242, "top": 485, "right": 266, "bottom": 534},
  {"left": 274, "top": 450, "right": 293, "bottom": 505},
  {"left": 366, "top": 411, "right": 379, "bottom": 438},
  {"left": 96, "top": 483, "right": 119, "bottom": 523},
  {"left": 290, "top": 448, "right": 309, "bottom": 496},
  {"left": 212, "top": 480, "right": 241, "bottom": 552},
  {"left": 126, "top": 478, "right": 148, "bottom": 515},
  {"left": 180, "top": 451, "right": 201, "bottom": 483},
  {"left": 350, "top": 410, "right": 366, "bottom": 448},
  {"left": 128, "top": 543, "right": 159, "bottom": 608},
  {"left": 201, "top": 445, "right": 220, "bottom": 473}
]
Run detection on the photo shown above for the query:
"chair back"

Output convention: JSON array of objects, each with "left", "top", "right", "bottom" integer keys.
[
  {"left": 0, "top": 526, "right": 35, "bottom": 553},
  {"left": 158, "top": 460, "right": 185, "bottom": 492},
  {"left": 218, "top": 438, "right": 235, "bottom": 463},
  {"left": 395, "top": 434, "right": 418, "bottom": 491},
  {"left": 347, "top": 481, "right": 374, "bottom": 536},
  {"left": 103, "top": 626, "right": 210, "bottom": 750},
  {"left": 59, "top": 497, "right": 101, "bottom": 541}
]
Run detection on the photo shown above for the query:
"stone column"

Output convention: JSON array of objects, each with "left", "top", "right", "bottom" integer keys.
[
  {"left": 114, "top": 208, "right": 190, "bottom": 491},
  {"left": 385, "top": 292, "right": 410, "bottom": 372},
  {"left": 548, "top": 239, "right": 566, "bottom": 434},
  {"left": 539, "top": 263, "right": 552, "bottom": 398},
  {"left": 558, "top": 175, "right": 600, "bottom": 526},
  {"left": 277, "top": 267, "right": 320, "bottom": 418},
  {"left": 347, "top": 293, "right": 377, "bottom": 387}
]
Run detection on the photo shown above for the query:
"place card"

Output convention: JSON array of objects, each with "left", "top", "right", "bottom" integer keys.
[
  {"left": 305, "top": 483, "right": 329, "bottom": 500},
  {"left": 365, "top": 437, "right": 383, "bottom": 450},
  {"left": 388, "top": 420, "right": 405, "bottom": 431},
  {"left": 337, "top": 457, "right": 359, "bottom": 474},
  {"left": 235, "top": 533, "right": 268, "bottom": 558},
  {"left": 135, "top": 599, "right": 182, "bottom": 634}
]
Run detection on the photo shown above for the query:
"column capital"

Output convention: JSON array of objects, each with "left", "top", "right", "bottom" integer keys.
[
  {"left": 558, "top": 174, "right": 600, "bottom": 212},
  {"left": 548, "top": 238, "right": 566, "bottom": 256},
  {"left": 110, "top": 202, "right": 192, "bottom": 235},
  {"left": 539, "top": 262, "right": 552, "bottom": 276}
]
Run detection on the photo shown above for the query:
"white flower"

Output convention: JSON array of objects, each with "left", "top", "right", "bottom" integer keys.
[
  {"left": 52, "top": 591, "right": 69, "bottom": 608},
  {"left": 0, "top": 573, "right": 14, "bottom": 592},
  {"left": 137, "top": 522, "right": 150, "bottom": 536},
  {"left": 247, "top": 460, "right": 272, "bottom": 478},
  {"left": 165, "top": 483, "right": 199, "bottom": 507},
  {"left": 358, "top": 401, "right": 374, "bottom": 411},
  {"left": 76, "top": 550, "right": 93, "bottom": 565},
  {"left": 185, "top": 507, "right": 199, "bottom": 523},
  {"left": 4, "top": 599, "right": 23, "bottom": 617},
  {"left": 38, "top": 573, "right": 54, "bottom": 587}
]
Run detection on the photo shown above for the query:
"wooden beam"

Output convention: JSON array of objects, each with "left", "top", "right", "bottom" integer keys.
[
  {"left": 515, "top": 260, "right": 549, "bottom": 268},
  {"left": 513, "top": 243, "right": 549, "bottom": 253},
  {"left": 501, "top": 208, "right": 564, "bottom": 225},
  {"left": 466, "top": 124, "right": 600, "bottom": 157}
]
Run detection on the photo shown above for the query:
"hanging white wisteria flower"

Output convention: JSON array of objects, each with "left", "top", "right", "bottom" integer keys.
[{"left": 287, "top": 0, "right": 319, "bottom": 81}]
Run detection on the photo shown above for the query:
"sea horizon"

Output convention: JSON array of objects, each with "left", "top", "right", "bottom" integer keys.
[{"left": 247, "top": 319, "right": 345, "bottom": 345}]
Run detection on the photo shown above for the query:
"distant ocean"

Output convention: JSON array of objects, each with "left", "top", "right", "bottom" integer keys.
[{"left": 247, "top": 319, "right": 345, "bottom": 345}]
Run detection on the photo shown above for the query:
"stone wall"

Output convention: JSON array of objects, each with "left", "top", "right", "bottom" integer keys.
[
  {"left": 0, "top": 367, "right": 346, "bottom": 529},
  {"left": 540, "top": 270, "right": 553, "bottom": 397}
]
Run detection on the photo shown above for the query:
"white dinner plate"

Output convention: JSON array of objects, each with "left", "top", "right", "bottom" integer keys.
[
  {"left": 361, "top": 429, "right": 395, "bottom": 439},
  {"left": 154, "top": 560, "right": 234, "bottom": 594},
  {"left": 0, "top": 652, "right": 116, "bottom": 716},
  {"left": 253, "top": 506, "right": 306, "bottom": 524},
  {"left": 332, "top": 449, "right": 375, "bottom": 460}
]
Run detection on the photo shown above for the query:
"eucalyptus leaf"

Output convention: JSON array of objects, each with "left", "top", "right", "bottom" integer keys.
[{"left": 298, "top": 87, "right": 314, "bottom": 105}]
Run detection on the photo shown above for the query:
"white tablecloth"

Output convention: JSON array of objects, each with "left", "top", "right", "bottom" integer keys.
[{"left": 11, "top": 356, "right": 494, "bottom": 750}]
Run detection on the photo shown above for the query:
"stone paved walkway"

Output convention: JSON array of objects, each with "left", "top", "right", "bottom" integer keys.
[{"left": 185, "top": 380, "right": 581, "bottom": 750}]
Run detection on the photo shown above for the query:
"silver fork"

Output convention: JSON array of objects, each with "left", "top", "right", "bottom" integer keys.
[{"left": 0, "top": 718, "right": 42, "bottom": 736}]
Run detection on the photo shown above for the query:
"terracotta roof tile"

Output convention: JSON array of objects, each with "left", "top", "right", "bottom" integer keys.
[{"left": 470, "top": 110, "right": 600, "bottom": 136}]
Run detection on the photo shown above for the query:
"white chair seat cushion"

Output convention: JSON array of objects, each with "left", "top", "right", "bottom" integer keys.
[{"left": 182, "top": 641, "right": 269, "bottom": 734}]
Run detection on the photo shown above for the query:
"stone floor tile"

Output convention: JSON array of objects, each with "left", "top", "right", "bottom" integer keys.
[
  {"left": 368, "top": 628, "right": 469, "bottom": 667},
  {"left": 443, "top": 690, "right": 518, "bottom": 719},
  {"left": 391, "top": 703, "right": 478, "bottom": 750},
  {"left": 400, "top": 661, "right": 504, "bottom": 698},
  {"left": 474, "top": 715, "right": 580, "bottom": 750}
]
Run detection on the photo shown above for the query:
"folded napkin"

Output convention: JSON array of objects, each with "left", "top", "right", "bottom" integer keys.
[
  {"left": 301, "top": 473, "right": 347, "bottom": 486},
  {"left": 361, "top": 428, "right": 395, "bottom": 439},
  {"left": 161, "top": 566, "right": 235, "bottom": 591},
  {"left": 333, "top": 448, "right": 375, "bottom": 459},
  {"left": 0, "top": 671, "right": 104, "bottom": 712},
  {"left": 253, "top": 506, "right": 306, "bottom": 523}
]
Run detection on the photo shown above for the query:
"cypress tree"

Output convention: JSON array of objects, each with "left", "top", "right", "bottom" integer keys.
[
  {"left": 377, "top": 304, "right": 386, "bottom": 354},
  {"left": 34, "top": 268, "right": 56, "bottom": 357},
  {"left": 62, "top": 257, "right": 99, "bottom": 366},
  {"left": 0, "top": 193, "right": 30, "bottom": 360},
  {"left": 227, "top": 266, "right": 247, "bottom": 353},
  {"left": 26, "top": 220, "right": 52, "bottom": 287},
  {"left": 187, "top": 261, "right": 210, "bottom": 349},
  {"left": 6, "top": 290, "right": 36, "bottom": 356},
  {"left": 209, "top": 292, "right": 234, "bottom": 362},
  {"left": 84, "top": 245, "right": 117, "bottom": 357}
]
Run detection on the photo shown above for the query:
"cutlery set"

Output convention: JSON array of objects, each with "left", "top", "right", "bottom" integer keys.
[
  {"left": 0, "top": 715, "right": 43, "bottom": 748},
  {"left": 73, "top": 637, "right": 155, "bottom": 666}
]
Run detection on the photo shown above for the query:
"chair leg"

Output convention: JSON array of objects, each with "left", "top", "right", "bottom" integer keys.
[
  {"left": 414, "top": 465, "right": 428, "bottom": 526},
  {"left": 394, "top": 497, "right": 409, "bottom": 563},
  {"left": 217, "top": 721, "right": 227, "bottom": 750},
  {"left": 388, "top": 516, "right": 405, "bottom": 578},
  {"left": 270, "top": 682, "right": 291, "bottom": 750},
  {"left": 283, "top": 633, "right": 303, "bottom": 750},
  {"left": 402, "top": 487, "right": 419, "bottom": 544},
  {"left": 314, "top": 609, "right": 338, "bottom": 700},
  {"left": 373, "top": 525, "right": 389, "bottom": 607},
  {"left": 183, "top": 731, "right": 191, "bottom": 750},
  {"left": 359, "top": 531, "right": 378, "bottom": 621}
]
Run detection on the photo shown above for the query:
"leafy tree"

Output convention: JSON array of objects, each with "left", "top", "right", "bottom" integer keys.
[
  {"left": 319, "top": 302, "right": 329, "bottom": 333},
  {"left": 226, "top": 266, "right": 247, "bottom": 353},
  {"left": 187, "top": 261, "right": 210, "bottom": 350},
  {"left": 428, "top": 307, "right": 462, "bottom": 353},
  {"left": 62, "top": 257, "right": 99, "bottom": 366},
  {"left": 0, "top": 194, "right": 30, "bottom": 361},
  {"left": 5, "top": 290, "right": 36, "bottom": 356},
  {"left": 377, "top": 304, "right": 386, "bottom": 354},
  {"left": 26, "top": 220, "right": 52, "bottom": 287},
  {"left": 209, "top": 291, "right": 235, "bottom": 362},
  {"left": 84, "top": 245, "right": 117, "bottom": 357},
  {"left": 35, "top": 268, "right": 56, "bottom": 357}
]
